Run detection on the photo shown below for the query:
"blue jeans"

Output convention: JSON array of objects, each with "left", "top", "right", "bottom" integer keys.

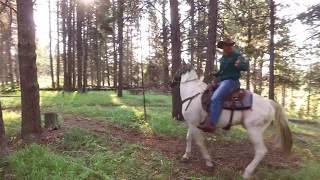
[{"left": 210, "top": 79, "right": 240, "bottom": 125}]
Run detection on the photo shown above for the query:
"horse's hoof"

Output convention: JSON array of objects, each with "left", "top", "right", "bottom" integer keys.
[
  {"left": 181, "top": 154, "right": 190, "bottom": 162},
  {"left": 242, "top": 172, "right": 252, "bottom": 180},
  {"left": 206, "top": 160, "right": 214, "bottom": 167}
]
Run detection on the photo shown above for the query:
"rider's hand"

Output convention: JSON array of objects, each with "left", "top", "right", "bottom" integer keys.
[{"left": 235, "top": 59, "right": 241, "bottom": 68}]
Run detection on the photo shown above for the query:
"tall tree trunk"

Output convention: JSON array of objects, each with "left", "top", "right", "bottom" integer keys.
[
  {"left": 257, "top": 59, "right": 263, "bottom": 95},
  {"left": 66, "top": 0, "right": 73, "bottom": 91},
  {"left": 7, "top": 5, "right": 14, "bottom": 89},
  {"left": 105, "top": 43, "right": 111, "bottom": 87},
  {"left": 161, "top": 0, "right": 169, "bottom": 88},
  {"left": 83, "top": 12, "right": 89, "bottom": 92},
  {"left": 0, "top": 102, "right": 8, "bottom": 158},
  {"left": 17, "top": 0, "right": 42, "bottom": 141},
  {"left": 72, "top": 2, "right": 77, "bottom": 90},
  {"left": 49, "top": 0, "right": 55, "bottom": 88},
  {"left": 268, "top": 0, "right": 275, "bottom": 100},
  {"left": 196, "top": 9, "right": 203, "bottom": 76},
  {"left": 117, "top": 0, "right": 124, "bottom": 97},
  {"left": 112, "top": 0, "right": 118, "bottom": 89},
  {"left": 95, "top": 12, "right": 101, "bottom": 88},
  {"left": 56, "top": 0, "right": 61, "bottom": 88},
  {"left": 61, "top": 0, "right": 68, "bottom": 91},
  {"left": 0, "top": 38, "right": 3, "bottom": 86},
  {"left": 76, "top": 1, "right": 84, "bottom": 92},
  {"left": 246, "top": 6, "right": 252, "bottom": 90},
  {"left": 307, "top": 88, "right": 311, "bottom": 115},
  {"left": 252, "top": 57, "right": 257, "bottom": 92},
  {"left": 204, "top": 0, "right": 218, "bottom": 83},
  {"left": 169, "top": 0, "right": 183, "bottom": 121},
  {"left": 189, "top": 0, "right": 195, "bottom": 66},
  {"left": 125, "top": 26, "right": 130, "bottom": 87},
  {"left": 14, "top": 54, "right": 19, "bottom": 85},
  {"left": 281, "top": 84, "right": 286, "bottom": 107}
]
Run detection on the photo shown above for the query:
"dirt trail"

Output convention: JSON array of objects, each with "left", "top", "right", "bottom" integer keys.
[{"left": 43, "top": 115, "right": 300, "bottom": 175}]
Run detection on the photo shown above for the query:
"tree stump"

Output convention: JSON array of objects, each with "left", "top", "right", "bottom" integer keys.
[
  {"left": 129, "top": 89, "right": 142, "bottom": 95},
  {"left": 44, "top": 113, "right": 60, "bottom": 130}
]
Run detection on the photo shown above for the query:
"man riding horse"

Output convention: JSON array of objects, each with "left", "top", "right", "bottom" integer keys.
[{"left": 198, "top": 38, "right": 248, "bottom": 132}]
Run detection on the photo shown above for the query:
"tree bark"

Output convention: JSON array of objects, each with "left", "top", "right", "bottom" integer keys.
[
  {"left": 94, "top": 12, "right": 101, "bottom": 88},
  {"left": 56, "top": 0, "right": 61, "bottom": 88},
  {"left": 66, "top": 0, "right": 74, "bottom": 91},
  {"left": 162, "top": 0, "right": 169, "bottom": 88},
  {"left": 17, "top": 0, "right": 42, "bottom": 141},
  {"left": 117, "top": 0, "right": 124, "bottom": 97},
  {"left": 0, "top": 102, "right": 8, "bottom": 158},
  {"left": 268, "top": 0, "right": 275, "bottom": 100},
  {"left": 281, "top": 84, "right": 286, "bottom": 107},
  {"left": 7, "top": 5, "right": 14, "bottom": 89},
  {"left": 0, "top": 38, "right": 3, "bottom": 86},
  {"left": 204, "top": 0, "right": 218, "bottom": 83},
  {"left": 246, "top": 6, "right": 252, "bottom": 90},
  {"left": 76, "top": 0, "right": 85, "bottom": 92},
  {"left": 189, "top": 0, "right": 195, "bottom": 66},
  {"left": 72, "top": 6, "right": 77, "bottom": 90},
  {"left": 307, "top": 88, "right": 311, "bottom": 115},
  {"left": 169, "top": 0, "right": 183, "bottom": 121},
  {"left": 49, "top": 0, "right": 55, "bottom": 88},
  {"left": 44, "top": 112, "right": 60, "bottom": 130},
  {"left": 61, "top": 0, "right": 68, "bottom": 91},
  {"left": 83, "top": 12, "right": 89, "bottom": 93},
  {"left": 112, "top": 0, "right": 118, "bottom": 89}
]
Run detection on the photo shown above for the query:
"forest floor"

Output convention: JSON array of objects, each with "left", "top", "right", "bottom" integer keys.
[{"left": 1, "top": 91, "right": 320, "bottom": 179}]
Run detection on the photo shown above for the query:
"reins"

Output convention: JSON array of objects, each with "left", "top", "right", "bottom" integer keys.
[
  {"left": 180, "top": 78, "right": 202, "bottom": 111},
  {"left": 182, "top": 92, "right": 201, "bottom": 111}
]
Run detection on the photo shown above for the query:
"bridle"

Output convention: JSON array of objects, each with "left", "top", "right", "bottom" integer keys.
[
  {"left": 170, "top": 78, "right": 198, "bottom": 87},
  {"left": 170, "top": 77, "right": 202, "bottom": 111},
  {"left": 180, "top": 78, "right": 199, "bottom": 84}
]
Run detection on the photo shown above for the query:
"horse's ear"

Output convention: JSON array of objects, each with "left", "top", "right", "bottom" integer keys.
[{"left": 182, "top": 59, "right": 186, "bottom": 65}]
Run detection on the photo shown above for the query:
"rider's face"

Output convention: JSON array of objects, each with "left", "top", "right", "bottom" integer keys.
[{"left": 223, "top": 45, "right": 233, "bottom": 55}]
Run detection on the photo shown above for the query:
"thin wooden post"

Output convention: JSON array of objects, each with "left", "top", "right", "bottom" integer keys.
[{"left": 139, "top": 19, "right": 147, "bottom": 121}]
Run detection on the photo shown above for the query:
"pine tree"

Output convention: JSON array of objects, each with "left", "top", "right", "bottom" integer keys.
[
  {"left": 170, "top": 0, "right": 183, "bottom": 121},
  {"left": 17, "top": 0, "right": 42, "bottom": 141}
]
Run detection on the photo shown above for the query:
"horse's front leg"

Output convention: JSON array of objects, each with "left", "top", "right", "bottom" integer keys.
[
  {"left": 193, "top": 127, "right": 213, "bottom": 167},
  {"left": 182, "top": 127, "right": 192, "bottom": 160}
]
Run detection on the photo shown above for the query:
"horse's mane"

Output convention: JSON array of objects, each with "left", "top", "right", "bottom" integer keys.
[{"left": 175, "top": 64, "right": 194, "bottom": 79}]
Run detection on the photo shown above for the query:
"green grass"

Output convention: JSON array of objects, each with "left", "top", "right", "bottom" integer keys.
[
  {"left": 8, "top": 128, "right": 174, "bottom": 180},
  {"left": 2, "top": 90, "right": 320, "bottom": 179},
  {"left": 3, "top": 110, "right": 21, "bottom": 137},
  {"left": 8, "top": 144, "right": 105, "bottom": 180},
  {"left": 255, "top": 161, "right": 320, "bottom": 180},
  {"left": 1, "top": 90, "right": 184, "bottom": 137}
]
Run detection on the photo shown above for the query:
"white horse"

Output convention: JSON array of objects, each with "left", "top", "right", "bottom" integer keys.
[{"left": 176, "top": 65, "right": 292, "bottom": 179}]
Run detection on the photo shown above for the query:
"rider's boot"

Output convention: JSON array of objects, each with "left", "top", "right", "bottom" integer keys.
[{"left": 197, "top": 116, "right": 216, "bottom": 133}]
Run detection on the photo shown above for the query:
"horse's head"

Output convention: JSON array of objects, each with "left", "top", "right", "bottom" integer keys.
[{"left": 170, "top": 64, "right": 198, "bottom": 88}]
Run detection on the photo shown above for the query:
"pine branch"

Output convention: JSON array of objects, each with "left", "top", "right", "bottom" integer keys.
[{"left": 0, "top": 0, "right": 17, "bottom": 13}]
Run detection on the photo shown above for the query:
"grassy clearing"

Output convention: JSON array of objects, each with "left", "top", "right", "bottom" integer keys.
[
  {"left": 2, "top": 91, "right": 320, "bottom": 179},
  {"left": 1, "top": 91, "right": 185, "bottom": 137}
]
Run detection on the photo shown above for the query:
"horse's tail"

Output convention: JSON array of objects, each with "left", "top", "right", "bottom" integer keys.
[{"left": 270, "top": 100, "right": 292, "bottom": 154}]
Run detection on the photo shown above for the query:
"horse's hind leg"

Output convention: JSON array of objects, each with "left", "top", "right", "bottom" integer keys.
[
  {"left": 193, "top": 127, "right": 213, "bottom": 167},
  {"left": 243, "top": 127, "right": 267, "bottom": 179},
  {"left": 182, "top": 127, "right": 192, "bottom": 160}
]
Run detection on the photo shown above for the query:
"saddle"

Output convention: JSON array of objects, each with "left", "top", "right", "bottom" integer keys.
[{"left": 201, "top": 83, "right": 253, "bottom": 130}]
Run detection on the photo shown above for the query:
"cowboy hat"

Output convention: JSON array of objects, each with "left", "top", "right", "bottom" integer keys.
[{"left": 217, "top": 38, "right": 235, "bottom": 49}]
